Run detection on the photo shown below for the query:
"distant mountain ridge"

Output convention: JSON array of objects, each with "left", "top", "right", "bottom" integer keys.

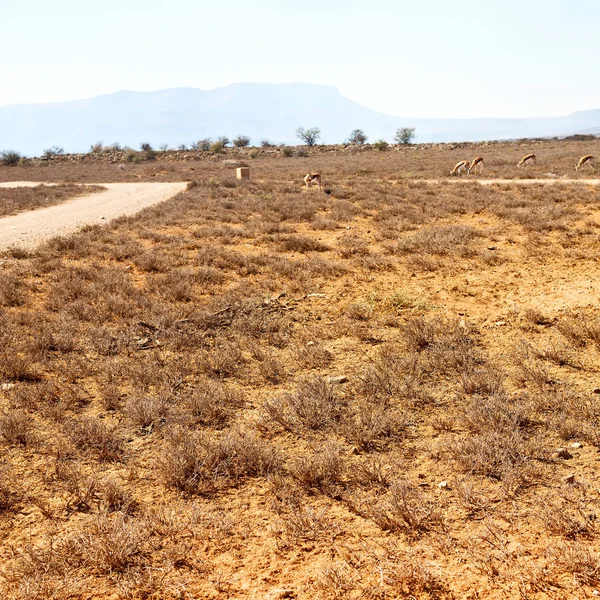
[{"left": 1, "top": 83, "right": 599, "bottom": 155}]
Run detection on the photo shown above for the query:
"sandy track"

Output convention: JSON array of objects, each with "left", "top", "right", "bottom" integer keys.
[{"left": 0, "top": 181, "right": 187, "bottom": 250}]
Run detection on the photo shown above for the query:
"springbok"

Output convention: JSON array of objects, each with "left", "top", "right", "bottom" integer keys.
[
  {"left": 304, "top": 172, "right": 322, "bottom": 191},
  {"left": 576, "top": 155, "right": 594, "bottom": 171},
  {"left": 518, "top": 154, "right": 536, "bottom": 167},
  {"left": 450, "top": 160, "right": 470, "bottom": 176},
  {"left": 469, "top": 157, "right": 484, "bottom": 174}
]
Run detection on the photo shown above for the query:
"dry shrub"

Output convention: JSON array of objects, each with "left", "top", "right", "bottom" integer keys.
[
  {"left": 382, "top": 554, "right": 450, "bottom": 598},
  {"left": 444, "top": 429, "right": 543, "bottom": 492},
  {"left": 160, "top": 426, "right": 280, "bottom": 495},
  {"left": 0, "top": 411, "right": 33, "bottom": 446},
  {"left": 342, "top": 402, "right": 409, "bottom": 451},
  {"left": 252, "top": 347, "right": 288, "bottom": 383},
  {"left": 199, "top": 341, "right": 245, "bottom": 379},
  {"left": 460, "top": 367, "right": 505, "bottom": 396},
  {"left": 0, "top": 467, "right": 20, "bottom": 511},
  {"left": 262, "top": 376, "right": 345, "bottom": 432},
  {"left": 125, "top": 393, "right": 171, "bottom": 429},
  {"left": 98, "top": 478, "right": 138, "bottom": 514},
  {"left": 273, "top": 500, "right": 334, "bottom": 548},
  {"left": 393, "top": 224, "right": 479, "bottom": 257},
  {"left": 64, "top": 417, "right": 125, "bottom": 462},
  {"left": 548, "top": 542, "right": 600, "bottom": 586},
  {"left": 280, "top": 234, "right": 330, "bottom": 253},
  {"left": 337, "top": 234, "right": 369, "bottom": 258},
  {"left": 350, "top": 455, "right": 393, "bottom": 489},
  {"left": 538, "top": 488, "right": 596, "bottom": 539},
  {"left": 462, "top": 392, "right": 531, "bottom": 434},
  {"left": 295, "top": 342, "right": 333, "bottom": 369},
  {"left": 354, "top": 347, "right": 426, "bottom": 407},
  {"left": 68, "top": 514, "right": 149, "bottom": 574},
  {"left": 186, "top": 379, "right": 245, "bottom": 427},
  {"left": 55, "top": 462, "right": 98, "bottom": 513},
  {"left": 368, "top": 479, "right": 445, "bottom": 537},
  {"left": 0, "top": 272, "right": 27, "bottom": 307},
  {"left": 289, "top": 442, "right": 345, "bottom": 495},
  {"left": 345, "top": 302, "right": 373, "bottom": 321}
]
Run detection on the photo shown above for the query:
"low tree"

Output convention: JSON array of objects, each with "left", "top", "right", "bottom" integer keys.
[
  {"left": 0, "top": 150, "right": 22, "bottom": 166},
  {"left": 159, "top": 143, "right": 169, "bottom": 151},
  {"left": 395, "top": 127, "right": 416, "bottom": 145},
  {"left": 90, "top": 141, "right": 104, "bottom": 153},
  {"left": 296, "top": 127, "right": 321, "bottom": 146},
  {"left": 217, "top": 136, "right": 230, "bottom": 147},
  {"left": 43, "top": 146, "right": 64, "bottom": 158},
  {"left": 261, "top": 139, "right": 274, "bottom": 148},
  {"left": 233, "top": 135, "right": 251, "bottom": 148},
  {"left": 178, "top": 144, "right": 188, "bottom": 151},
  {"left": 348, "top": 129, "right": 368, "bottom": 145},
  {"left": 373, "top": 140, "right": 389, "bottom": 151}
]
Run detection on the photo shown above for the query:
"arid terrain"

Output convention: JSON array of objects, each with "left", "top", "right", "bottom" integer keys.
[{"left": 1, "top": 139, "right": 600, "bottom": 599}]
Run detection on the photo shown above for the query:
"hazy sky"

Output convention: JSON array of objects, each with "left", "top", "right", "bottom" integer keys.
[{"left": 1, "top": 0, "right": 598, "bottom": 118}]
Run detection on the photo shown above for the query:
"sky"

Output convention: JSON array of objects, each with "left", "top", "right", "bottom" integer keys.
[{"left": 0, "top": 0, "right": 598, "bottom": 119}]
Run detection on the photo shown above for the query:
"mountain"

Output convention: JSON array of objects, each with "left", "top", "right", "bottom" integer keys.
[{"left": 1, "top": 83, "right": 599, "bottom": 155}]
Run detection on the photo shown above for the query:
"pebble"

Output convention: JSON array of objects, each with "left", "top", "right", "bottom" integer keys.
[
  {"left": 563, "top": 474, "right": 576, "bottom": 484},
  {"left": 553, "top": 448, "right": 573, "bottom": 460},
  {"left": 265, "top": 590, "right": 295, "bottom": 600},
  {"left": 570, "top": 442, "right": 583, "bottom": 449},
  {"left": 437, "top": 481, "right": 449, "bottom": 489},
  {"left": 1, "top": 383, "right": 15, "bottom": 391},
  {"left": 327, "top": 376, "right": 349, "bottom": 385}
]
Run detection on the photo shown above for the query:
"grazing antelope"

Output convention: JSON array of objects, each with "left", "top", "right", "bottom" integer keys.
[
  {"left": 518, "top": 154, "right": 536, "bottom": 167},
  {"left": 304, "top": 172, "right": 322, "bottom": 191},
  {"left": 450, "top": 160, "right": 470, "bottom": 176},
  {"left": 469, "top": 157, "right": 484, "bottom": 174},
  {"left": 576, "top": 155, "right": 594, "bottom": 171}
]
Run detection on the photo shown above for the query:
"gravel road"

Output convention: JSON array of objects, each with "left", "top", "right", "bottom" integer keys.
[{"left": 0, "top": 181, "right": 187, "bottom": 250}]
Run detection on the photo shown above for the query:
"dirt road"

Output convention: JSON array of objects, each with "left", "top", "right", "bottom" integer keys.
[{"left": 0, "top": 181, "right": 187, "bottom": 250}]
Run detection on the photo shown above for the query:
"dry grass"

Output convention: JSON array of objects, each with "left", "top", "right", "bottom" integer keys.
[
  {"left": 2, "top": 140, "right": 600, "bottom": 598},
  {"left": 0, "top": 183, "right": 104, "bottom": 216}
]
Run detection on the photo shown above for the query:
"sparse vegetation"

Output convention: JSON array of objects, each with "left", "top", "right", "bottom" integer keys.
[{"left": 1, "top": 138, "right": 600, "bottom": 598}]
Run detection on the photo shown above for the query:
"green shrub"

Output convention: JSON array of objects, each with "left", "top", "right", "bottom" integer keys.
[{"left": 373, "top": 140, "right": 389, "bottom": 151}]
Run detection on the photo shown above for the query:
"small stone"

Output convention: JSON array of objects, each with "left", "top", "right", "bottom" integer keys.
[
  {"left": 570, "top": 442, "right": 583, "bottom": 449},
  {"left": 1, "top": 383, "right": 15, "bottom": 391},
  {"left": 563, "top": 474, "right": 576, "bottom": 484},
  {"left": 437, "top": 481, "right": 449, "bottom": 489},
  {"left": 494, "top": 320, "right": 507, "bottom": 327},
  {"left": 306, "top": 341, "right": 315, "bottom": 347},
  {"left": 487, "top": 246, "right": 497, "bottom": 250},
  {"left": 553, "top": 448, "right": 573, "bottom": 460},
  {"left": 594, "top": 388, "right": 600, "bottom": 394},
  {"left": 327, "top": 376, "right": 349, "bottom": 385},
  {"left": 265, "top": 589, "right": 295, "bottom": 600},
  {"left": 306, "top": 293, "right": 328, "bottom": 299}
]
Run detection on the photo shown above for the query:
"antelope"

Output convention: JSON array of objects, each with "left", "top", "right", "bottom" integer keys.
[
  {"left": 304, "top": 172, "right": 322, "bottom": 191},
  {"left": 576, "top": 155, "right": 594, "bottom": 171},
  {"left": 469, "top": 157, "right": 484, "bottom": 174},
  {"left": 450, "top": 160, "right": 470, "bottom": 176},
  {"left": 518, "top": 154, "right": 536, "bottom": 167}
]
